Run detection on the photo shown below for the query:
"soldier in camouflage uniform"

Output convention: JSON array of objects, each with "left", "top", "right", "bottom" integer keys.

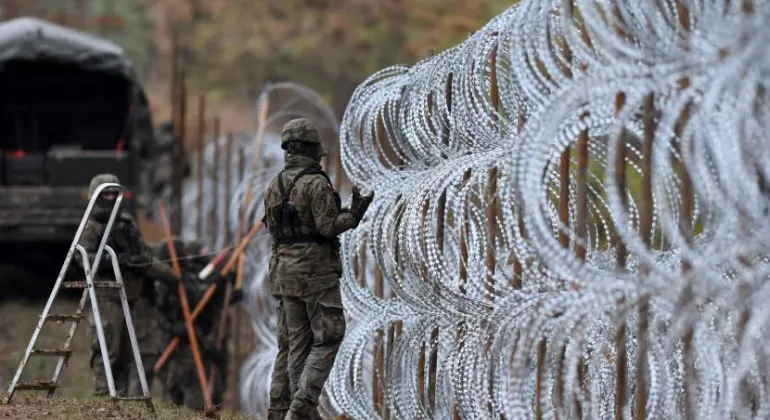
[
  {"left": 154, "top": 238, "right": 230, "bottom": 410},
  {"left": 265, "top": 118, "right": 373, "bottom": 419},
  {"left": 77, "top": 173, "right": 179, "bottom": 397}
]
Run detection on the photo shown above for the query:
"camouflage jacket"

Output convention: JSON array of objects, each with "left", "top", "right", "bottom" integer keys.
[
  {"left": 152, "top": 242, "right": 229, "bottom": 354},
  {"left": 77, "top": 210, "right": 178, "bottom": 301},
  {"left": 153, "top": 267, "right": 226, "bottom": 356},
  {"left": 264, "top": 155, "right": 357, "bottom": 297}
]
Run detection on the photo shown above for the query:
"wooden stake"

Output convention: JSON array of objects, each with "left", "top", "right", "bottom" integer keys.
[
  {"left": 209, "top": 118, "right": 221, "bottom": 247},
  {"left": 614, "top": 91, "right": 628, "bottom": 420},
  {"left": 206, "top": 182, "right": 252, "bottom": 406},
  {"left": 196, "top": 95, "right": 206, "bottom": 239},
  {"left": 224, "top": 134, "right": 233, "bottom": 245},
  {"left": 159, "top": 202, "right": 214, "bottom": 413},
  {"left": 170, "top": 31, "right": 179, "bottom": 136},
  {"left": 172, "top": 70, "right": 187, "bottom": 234},
  {"left": 154, "top": 221, "right": 262, "bottom": 371},
  {"left": 634, "top": 93, "right": 656, "bottom": 420},
  {"left": 373, "top": 267, "right": 385, "bottom": 415},
  {"left": 254, "top": 97, "right": 270, "bottom": 163}
]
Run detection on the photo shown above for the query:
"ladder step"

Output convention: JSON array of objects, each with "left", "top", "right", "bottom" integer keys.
[
  {"left": 32, "top": 348, "right": 72, "bottom": 357},
  {"left": 15, "top": 380, "right": 58, "bottom": 391},
  {"left": 45, "top": 313, "right": 86, "bottom": 322},
  {"left": 62, "top": 281, "right": 122, "bottom": 289}
]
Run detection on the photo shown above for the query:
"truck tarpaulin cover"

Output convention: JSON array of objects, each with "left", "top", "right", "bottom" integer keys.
[{"left": 0, "top": 16, "right": 135, "bottom": 78}]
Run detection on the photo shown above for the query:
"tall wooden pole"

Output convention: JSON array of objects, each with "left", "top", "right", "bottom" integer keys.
[
  {"left": 224, "top": 134, "right": 233, "bottom": 245},
  {"left": 209, "top": 118, "right": 221, "bottom": 247},
  {"left": 196, "top": 95, "right": 206, "bottom": 239},
  {"left": 172, "top": 69, "right": 187, "bottom": 234}
]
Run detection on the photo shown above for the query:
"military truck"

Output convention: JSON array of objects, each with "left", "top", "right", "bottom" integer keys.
[{"left": 0, "top": 17, "right": 163, "bottom": 286}]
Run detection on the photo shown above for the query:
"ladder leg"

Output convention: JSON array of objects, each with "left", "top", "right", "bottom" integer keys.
[
  {"left": 83, "top": 254, "right": 118, "bottom": 399},
  {"left": 105, "top": 246, "right": 152, "bottom": 402},
  {"left": 47, "top": 288, "right": 90, "bottom": 398}
]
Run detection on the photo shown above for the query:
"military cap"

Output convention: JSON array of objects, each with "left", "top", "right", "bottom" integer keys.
[
  {"left": 88, "top": 173, "right": 120, "bottom": 199},
  {"left": 281, "top": 118, "right": 321, "bottom": 149}
]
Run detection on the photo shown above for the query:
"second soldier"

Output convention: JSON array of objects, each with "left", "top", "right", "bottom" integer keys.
[{"left": 264, "top": 119, "right": 373, "bottom": 419}]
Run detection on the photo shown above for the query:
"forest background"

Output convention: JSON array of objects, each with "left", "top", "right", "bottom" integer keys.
[{"left": 0, "top": 0, "right": 512, "bottom": 132}]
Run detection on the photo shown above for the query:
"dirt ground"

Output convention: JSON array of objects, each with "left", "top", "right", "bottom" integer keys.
[
  {"left": 0, "top": 394, "right": 249, "bottom": 419},
  {"left": 0, "top": 297, "right": 255, "bottom": 419}
]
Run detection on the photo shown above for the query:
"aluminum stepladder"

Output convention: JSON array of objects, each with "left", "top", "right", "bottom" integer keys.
[{"left": 3, "top": 182, "right": 154, "bottom": 413}]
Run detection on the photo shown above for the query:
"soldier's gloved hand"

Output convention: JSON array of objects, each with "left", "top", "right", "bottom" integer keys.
[
  {"left": 170, "top": 322, "right": 187, "bottom": 338},
  {"left": 229, "top": 289, "right": 244, "bottom": 305},
  {"left": 203, "top": 334, "right": 219, "bottom": 352},
  {"left": 182, "top": 270, "right": 199, "bottom": 284},
  {"left": 163, "top": 292, "right": 180, "bottom": 313},
  {"left": 173, "top": 323, "right": 205, "bottom": 345},
  {"left": 206, "top": 348, "right": 227, "bottom": 368},
  {"left": 210, "top": 272, "right": 234, "bottom": 288},
  {"left": 350, "top": 186, "right": 374, "bottom": 222}
]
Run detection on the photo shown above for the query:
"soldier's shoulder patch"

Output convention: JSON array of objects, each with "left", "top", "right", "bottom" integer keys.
[
  {"left": 313, "top": 173, "right": 333, "bottom": 190},
  {"left": 304, "top": 173, "right": 332, "bottom": 191}
]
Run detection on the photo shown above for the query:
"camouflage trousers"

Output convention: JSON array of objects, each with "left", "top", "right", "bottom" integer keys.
[
  {"left": 162, "top": 349, "right": 227, "bottom": 410},
  {"left": 268, "top": 300, "right": 291, "bottom": 420},
  {"left": 272, "top": 285, "right": 346, "bottom": 420},
  {"left": 87, "top": 299, "right": 134, "bottom": 397},
  {"left": 129, "top": 296, "right": 166, "bottom": 396},
  {"left": 87, "top": 297, "right": 160, "bottom": 397}
]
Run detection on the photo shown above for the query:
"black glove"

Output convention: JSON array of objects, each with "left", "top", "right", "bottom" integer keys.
[
  {"left": 229, "top": 289, "right": 244, "bottom": 305},
  {"left": 173, "top": 323, "right": 205, "bottom": 344},
  {"left": 170, "top": 322, "right": 187, "bottom": 338},
  {"left": 211, "top": 272, "right": 234, "bottom": 288},
  {"left": 162, "top": 291, "right": 180, "bottom": 314},
  {"left": 206, "top": 348, "right": 227, "bottom": 368},
  {"left": 203, "top": 334, "right": 219, "bottom": 351},
  {"left": 182, "top": 270, "right": 199, "bottom": 285},
  {"left": 350, "top": 186, "right": 374, "bottom": 221}
]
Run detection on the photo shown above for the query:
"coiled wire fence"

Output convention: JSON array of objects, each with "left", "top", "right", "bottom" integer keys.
[{"left": 167, "top": 0, "right": 770, "bottom": 418}]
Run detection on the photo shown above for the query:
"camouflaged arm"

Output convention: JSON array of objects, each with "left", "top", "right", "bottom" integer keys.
[
  {"left": 142, "top": 257, "right": 180, "bottom": 285},
  {"left": 308, "top": 177, "right": 358, "bottom": 237}
]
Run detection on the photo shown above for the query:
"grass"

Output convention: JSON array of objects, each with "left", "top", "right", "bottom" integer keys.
[
  {"left": 0, "top": 299, "right": 253, "bottom": 420},
  {"left": 0, "top": 300, "right": 92, "bottom": 399}
]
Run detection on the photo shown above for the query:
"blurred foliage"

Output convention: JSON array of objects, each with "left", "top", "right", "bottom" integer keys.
[{"left": 0, "top": 0, "right": 516, "bottom": 115}]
